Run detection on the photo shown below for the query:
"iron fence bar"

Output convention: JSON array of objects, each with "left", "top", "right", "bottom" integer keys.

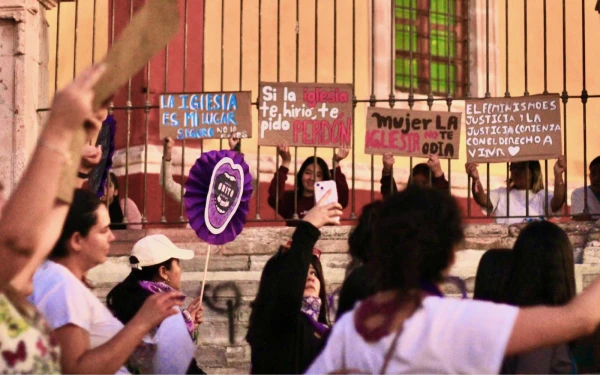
[
  {"left": 239, "top": 0, "right": 244, "bottom": 154},
  {"left": 524, "top": 1, "right": 531, "bottom": 217},
  {"left": 54, "top": 1, "right": 61, "bottom": 93},
  {"left": 73, "top": 0, "right": 79, "bottom": 78},
  {"left": 314, "top": 0, "right": 318, "bottom": 197},
  {"left": 274, "top": 0, "right": 281, "bottom": 220},
  {"left": 407, "top": 0, "right": 414, "bottom": 110},
  {"left": 255, "top": 0, "right": 262, "bottom": 220},
  {"left": 122, "top": 0, "right": 134, "bottom": 225},
  {"left": 581, "top": 0, "right": 589, "bottom": 214},
  {"left": 92, "top": 0, "right": 97, "bottom": 62},
  {"left": 292, "top": 0, "right": 300, "bottom": 220},
  {"left": 179, "top": 0, "right": 189, "bottom": 223},
  {"left": 561, "top": 0, "right": 568, "bottom": 218},
  {"left": 142, "top": 60, "right": 150, "bottom": 224},
  {"left": 200, "top": 0, "right": 206, "bottom": 170},
  {"left": 485, "top": 0, "right": 492, "bottom": 218},
  {"left": 504, "top": 0, "right": 510, "bottom": 217},
  {"left": 369, "top": 0, "right": 375, "bottom": 202},
  {"left": 220, "top": 0, "right": 226, "bottom": 151},
  {"left": 332, "top": 0, "right": 338, "bottom": 182},
  {"left": 388, "top": 0, "right": 395, "bottom": 198},
  {"left": 107, "top": 0, "right": 116, "bottom": 122},
  {"left": 466, "top": 0, "right": 471, "bottom": 218},
  {"left": 542, "top": 0, "right": 548, "bottom": 217},
  {"left": 160, "top": 43, "right": 169, "bottom": 223},
  {"left": 446, "top": 0, "right": 453, "bottom": 194},
  {"left": 485, "top": 0, "right": 490, "bottom": 98},
  {"left": 350, "top": 0, "right": 356, "bottom": 219},
  {"left": 34, "top": 92, "right": 600, "bottom": 115},
  {"left": 427, "top": 0, "right": 433, "bottom": 188}
]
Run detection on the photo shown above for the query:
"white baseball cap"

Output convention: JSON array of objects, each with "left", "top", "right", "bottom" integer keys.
[{"left": 130, "top": 234, "right": 194, "bottom": 268}]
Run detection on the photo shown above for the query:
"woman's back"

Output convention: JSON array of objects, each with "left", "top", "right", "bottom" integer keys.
[{"left": 308, "top": 295, "right": 518, "bottom": 374}]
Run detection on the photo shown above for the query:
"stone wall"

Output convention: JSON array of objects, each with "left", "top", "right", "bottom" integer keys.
[{"left": 88, "top": 221, "right": 600, "bottom": 374}]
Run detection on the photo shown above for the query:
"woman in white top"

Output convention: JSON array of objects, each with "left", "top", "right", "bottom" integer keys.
[
  {"left": 465, "top": 157, "right": 566, "bottom": 224},
  {"left": 30, "top": 189, "right": 184, "bottom": 374},
  {"left": 307, "top": 186, "right": 600, "bottom": 374}
]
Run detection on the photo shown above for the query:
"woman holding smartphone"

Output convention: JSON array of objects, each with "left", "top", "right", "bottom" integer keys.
[
  {"left": 246, "top": 192, "right": 343, "bottom": 374},
  {"left": 268, "top": 143, "right": 350, "bottom": 220}
]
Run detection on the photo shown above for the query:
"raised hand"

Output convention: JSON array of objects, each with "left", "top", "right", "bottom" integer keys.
[
  {"left": 185, "top": 296, "right": 204, "bottom": 329},
  {"left": 465, "top": 162, "right": 481, "bottom": 193},
  {"left": 302, "top": 190, "right": 343, "bottom": 228},
  {"left": 554, "top": 155, "right": 566, "bottom": 177},
  {"left": 277, "top": 143, "right": 292, "bottom": 167},
  {"left": 427, "top": 154, "right": 444, "bottom": 178},
  {"left": 164, "top": 137, "right": 174, "bottom": 161},
  {"left": 382, "top": 153, "right": 395, "bottom": 174},
  {"left": 228, "top": 135, "right": 240, "bottom": 151},
  {"left": 334, "top": 145, "right": 350, "bottom": 163}
]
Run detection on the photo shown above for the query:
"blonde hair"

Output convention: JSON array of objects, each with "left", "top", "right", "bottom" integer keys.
[{"left": 508, "top": 161, "right": 544, "bottom": 193}]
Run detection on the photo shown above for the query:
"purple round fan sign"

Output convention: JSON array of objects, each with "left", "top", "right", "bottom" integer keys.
[{"left": 184, "top": 150, "right": 252, "bottom": 245}]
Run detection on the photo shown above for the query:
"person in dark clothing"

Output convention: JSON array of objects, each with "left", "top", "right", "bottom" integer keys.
[
  {"left": 335, "top": 200, "right": 383, "bottom": 320},
  {"left": 500, "top": 221, "right": 577, "bottom": 374},
  {"left": 473, "top": 248, "right": 513, "bottom": 303},
  {"left": 246, "top": 192, "right": 343, "bottom": 374},
  {"left": 268, "top": 142, "right": 349, "bottom": 220},
  {"left": 101, "top": 172, "right": 142, "bottom": 229},
  {"left": 380, "top": 152, "right": 449, "bottom": 198}
]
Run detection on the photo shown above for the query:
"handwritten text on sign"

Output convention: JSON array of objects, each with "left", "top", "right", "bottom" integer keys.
[
  {"left": 159, "top": 91, "right": 252, "bottom": 140},
  {"left": 365, "top": 107, "right": 462, "bottom": 159},
  {"left": 465, "top": 95, "right": 562, "bottom": 163},
  {"left": 258, "top": 82, "right": 353, "bottom": 147}
]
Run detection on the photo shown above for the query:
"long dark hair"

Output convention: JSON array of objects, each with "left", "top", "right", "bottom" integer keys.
[
  {"left": 502, "top": 221, "right": 576, "bottom": 307},
  {"left": 473, "top": 249, "right": 513, "bottom": 303},
  {"left": 106, "top": 257, "right": 174, "bottom": 324},
  {"left": 107, "top": 172, "right": 125, "bottom": 230},
  {"left": 369, "top": 185, "right": 464, "bottom": 293},
  {"left": 50, "top": 189, "right": 103, "bottom": 259},
  {"left": 347, "top": 200, "right": 383, "bottom": 266},
  {"left": 296, "top": 156, "right": 331, "bottom": 197},
  {"left": 246, "top": 250, "right": 328, "bottom": 345}
]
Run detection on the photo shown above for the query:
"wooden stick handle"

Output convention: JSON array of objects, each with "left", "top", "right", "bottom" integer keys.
[{"left": 198, "top": 245, "right": 211, "bottom": 304}]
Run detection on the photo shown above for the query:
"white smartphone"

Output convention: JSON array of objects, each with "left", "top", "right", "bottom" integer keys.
[{"left": 314, "top": 180, "right": 340, "bottom": 223}]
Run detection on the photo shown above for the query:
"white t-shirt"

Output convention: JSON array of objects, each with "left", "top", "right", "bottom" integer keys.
[
  {"left": 30, "top": 261, "right": 130, "bottom": 374},
  {"left": 485, "top": 187, "right": 557, "bottom": 225},
  {"left": 570, "top": 186, "right": 600, "bottom": 216},
  {"left": 307, "top": 296, "right": 519, "bottom": 374}
]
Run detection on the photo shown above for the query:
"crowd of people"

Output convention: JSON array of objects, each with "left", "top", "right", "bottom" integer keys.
[{"left": 2, "top": 63, "right": 600, "bottom": 374}]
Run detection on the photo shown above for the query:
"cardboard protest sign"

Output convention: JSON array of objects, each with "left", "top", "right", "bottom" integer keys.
[
  {"left": 57, "top": 0, "right": 180, "bottom": 204},
  {"left": 258, "top": 82, "right": 353, "bottom": 148},
  {"left": 93, "top": 0, "right": 180, "bottom": 109},
  {"left": 365, "top": 107, "right": 462, "bottom": 159},
  {"left": 159, "top": 91, "right": 252, "bottom": 140},
  {"left": 465, "top": 94, "right": 562, "bottom": 163}
]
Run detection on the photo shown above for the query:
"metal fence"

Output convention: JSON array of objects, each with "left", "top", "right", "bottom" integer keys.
[{"left": 39, "top": 0, "right": 600, "bottom": 226}]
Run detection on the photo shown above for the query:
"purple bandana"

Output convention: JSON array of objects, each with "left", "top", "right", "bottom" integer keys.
[
  {"left": 138, "top": 281, "right": 194, "bottom": 336},
  {"left": 301, "top": 296, "right": 329, "bottom": 336}
]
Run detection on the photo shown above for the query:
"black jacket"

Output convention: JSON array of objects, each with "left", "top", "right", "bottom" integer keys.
[{"left": 247, "top": 221, "right": 327, "bottom": 374}]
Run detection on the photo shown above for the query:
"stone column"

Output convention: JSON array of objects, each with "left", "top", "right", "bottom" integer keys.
[{"left": 0, "top": 0, "right": 50, "bottom": 195}]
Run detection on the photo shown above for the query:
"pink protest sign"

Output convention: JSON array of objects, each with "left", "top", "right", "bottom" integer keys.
[
  {"left": 365, "top": 107, "right": 462, "bottom": 159},
  {"left": 257, "top": 82, "right": 353, "bottom": 148}
]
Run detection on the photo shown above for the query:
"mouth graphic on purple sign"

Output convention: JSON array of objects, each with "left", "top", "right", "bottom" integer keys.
[
  {"left": 206, "top": 159, "right": 243, "bottom": 233},
  {"left": 184, "top": 150, "right": 252, "bottom": 245}
]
